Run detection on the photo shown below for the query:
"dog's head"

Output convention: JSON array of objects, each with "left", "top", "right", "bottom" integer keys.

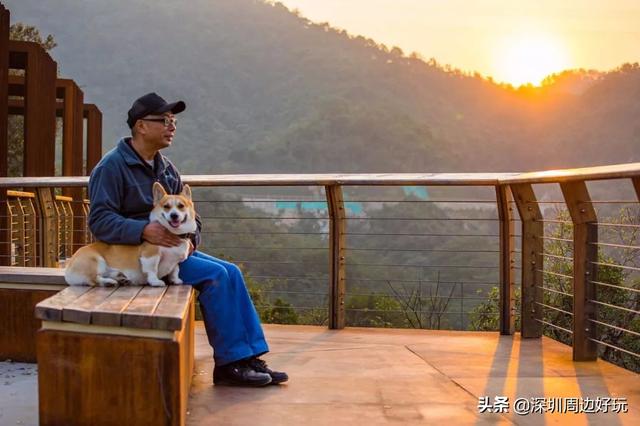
[{"left": 150, "top": 182, "right": 197, "bottom": 234}]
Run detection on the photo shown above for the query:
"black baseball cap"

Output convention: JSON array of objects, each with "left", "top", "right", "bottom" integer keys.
[{"left": 127, "top": 92, "right": 186, "bottom": 129}]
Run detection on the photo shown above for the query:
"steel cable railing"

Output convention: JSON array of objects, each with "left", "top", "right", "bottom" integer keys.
[{"left": 1, "top": 168, "right": 639, "bottom": 372}]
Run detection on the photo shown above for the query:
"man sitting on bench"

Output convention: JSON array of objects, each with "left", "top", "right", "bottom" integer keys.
[{"left": 87, "top": 92, "right": 288, "bottom": 387}]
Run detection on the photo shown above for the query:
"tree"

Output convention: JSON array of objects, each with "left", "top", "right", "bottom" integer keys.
[
  {"left": 9, "top": 23, "right": 57, "bottom": 50},
  {"left": 345, "top": 292, "right": 407, "bottom": 328},
  {"left": 387, "top": 272, "right": 457, "bottom": 329},
  {"left": 469, "top": 286, "right": 522, "bottom": 332}
]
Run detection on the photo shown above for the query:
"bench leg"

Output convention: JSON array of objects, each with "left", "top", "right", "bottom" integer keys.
[{"left": 37, "top": 303, "right": 194, "bottom": 426}]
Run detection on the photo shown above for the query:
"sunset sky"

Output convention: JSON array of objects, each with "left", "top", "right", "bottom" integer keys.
[{"left": 277, "top": 0, "right": 640, "bottom": 86}]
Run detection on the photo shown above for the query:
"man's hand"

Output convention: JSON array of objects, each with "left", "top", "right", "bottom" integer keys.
[
  {"left": 187, "top": 239, "right": 195, "bottom": 256},
  {"left": 142, "top": 222, "right": 183, "bottom": 247}
]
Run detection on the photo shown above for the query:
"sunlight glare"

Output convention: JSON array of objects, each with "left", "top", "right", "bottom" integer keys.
[{"left": 495, "top": 34, "right": 571, "bottom": 87}]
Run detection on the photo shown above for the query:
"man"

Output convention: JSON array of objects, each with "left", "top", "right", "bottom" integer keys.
[{"left": 88, "top": 92, "right": 288, "bottom": 387}]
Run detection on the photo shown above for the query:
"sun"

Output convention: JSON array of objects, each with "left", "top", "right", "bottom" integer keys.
[{"left": 494, "top": 34, "right": 571, "bottom": 87}]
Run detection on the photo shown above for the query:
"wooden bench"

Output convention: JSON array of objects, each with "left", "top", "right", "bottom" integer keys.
[
  {"left": 0, "top": 266, "right": 66, "bottom": 362},
  {"left": 35, "top": 284, "right": 195, "bottom": 426}
]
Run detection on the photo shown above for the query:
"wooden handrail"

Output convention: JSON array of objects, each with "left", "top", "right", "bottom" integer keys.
[
  {"left": 2, "top": 162, "right": 640, "bottom": 188},
  {"left": 0, "top": 173, "right": 516, "bottom": 188},
  {"left": 500, "top": 162, "right": 640, "bottom": 184}
]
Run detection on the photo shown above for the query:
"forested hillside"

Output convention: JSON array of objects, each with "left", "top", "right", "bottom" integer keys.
[{"left": 5, "top": 0, "right": 640, "bottom": 174}]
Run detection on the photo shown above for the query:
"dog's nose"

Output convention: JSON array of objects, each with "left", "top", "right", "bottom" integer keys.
[{"left": 170, "top": 213, "right": 179, "bottom": 221}]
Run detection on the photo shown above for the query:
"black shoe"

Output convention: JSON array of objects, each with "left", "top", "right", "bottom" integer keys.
[
  {"left": 213, "top": 361, "right": 272, "bottom": 387},
  {"left": 247, "top": 357, "right": 289, "bottom": 385}
]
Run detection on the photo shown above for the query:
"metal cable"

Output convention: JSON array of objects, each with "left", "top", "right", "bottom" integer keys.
[
  {"left": 537, "top": 286, "right": 573, "bottom": 298},
  {"left": 345, "top": 263, "right": 498, "bottom": 269},
  {"left": 537, "top": 269, "right": 573, "bottom": 280},
  {"left": 588, "top": 338, "right": 640, "bottom": 359},
  {"left": 535, "top": 302, "right": 573, "bottom": 316},
  {"left": 588, "top": 299, "right": 640, "bottom": 315},
  {"left": 589, "top": 280, "right": 640, "bottom": 294},
  {"left": 588, "top": 319, "right": 640, "bottom": 338},
  {"left": 590, "top": 261, "right": 640, "bottom": 273},
  {"left": 345, "top": 232, "right": 500, "bottom": 237},
  {"left": 534, "top": 318, "right": 573, "bottom": 334},
  {"left": 539, "top": 253, "right": 574, "bottom": 261}
]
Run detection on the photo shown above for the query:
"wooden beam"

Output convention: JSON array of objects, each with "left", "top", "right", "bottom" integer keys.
[
  {"left": 57, "top": 79, "right": 85, "bottom": 253},
  {"left": 8, "top": 40, "right": 57, "bottom": 177},
  {"left": 83, "top": 103, "right": 102, "bottom": 173},
  {"left": 560, "top": 180, "right": 598, "bottom": 361},
  {"left": 510, "top": 183, "right": 543, "bottom": 338},
  {"left": 496, "top": 185, "right": 515, "bottom": 335},
  {"left": 0, "top": 5, "right": 10, "bottom": 266},
  {"left": 57, "top": 79, "right": 85, "bottom": 177},
  {"left": 326, "top": 185, "right": 346, "bottom": 329},
  {"left": 0, "top": 4, "right": 9, "bottom": 177},
  {"left": 8, "top": 97, "right": 65, "bottom": 116}
]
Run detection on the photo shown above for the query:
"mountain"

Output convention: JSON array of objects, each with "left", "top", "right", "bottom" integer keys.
[{"left": 4, "top": 0, "right": 640, "bottom": 174}]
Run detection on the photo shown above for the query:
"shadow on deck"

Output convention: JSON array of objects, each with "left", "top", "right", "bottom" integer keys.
[{"left": 188, "top": 324, "right": 639, "bottom": 425}]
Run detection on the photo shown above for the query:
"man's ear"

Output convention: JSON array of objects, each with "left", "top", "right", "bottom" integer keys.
[
  {"left": 181, "top": 184, "right": 192, "bottom": 201},
  {"left": 134, "top": 120, "right": 145, "bottom": 136},
  {"left": 153, "top": 182, "right": 167, "bottom": 205}
]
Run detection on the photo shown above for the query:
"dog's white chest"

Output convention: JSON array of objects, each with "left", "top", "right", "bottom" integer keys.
[{"left": 157, "top": 242, "right": 190, "bottom": 278}]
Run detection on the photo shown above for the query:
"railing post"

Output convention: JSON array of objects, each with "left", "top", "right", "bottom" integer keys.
[
  {"left": 58, "top": 79, "right": 85, "bottom": 254},
  {"left": 0, "top": 5, "right": 10, "bottom": 266},
  {"left": 23, "top": 194, "right": 37, "bottom": 267},
  {"left": 632, "top": 177, "right": 640, "bottom": 201},
  {"left": 511, "top": 184, "right": 543, "bottom": 338},
  {"left": 560, "top": 181, "right": 598, "bottom": 361},
  {"left": 325, "top": 184, "right": 346, "bottom": 329},
  {"left": 84, "top": 104, "right": 103, "bottom": 174},
  {"left": 496, "top": 185, "right": 515, "bottom": 335},
  {"left": 36, "top": 187, "right": 58, "bottom": 267}
]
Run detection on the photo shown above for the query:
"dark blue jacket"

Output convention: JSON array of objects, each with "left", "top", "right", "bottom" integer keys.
[{"left": 88, "top": 137, "right": 201, "bottom": 246}]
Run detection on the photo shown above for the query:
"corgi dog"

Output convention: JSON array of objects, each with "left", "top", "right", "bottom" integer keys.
[{"left": 65, "top": 182, "right": 197, "bottom": 287}]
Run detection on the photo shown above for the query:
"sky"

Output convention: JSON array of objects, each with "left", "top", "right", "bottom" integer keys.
[{"left": 277, "top": 0, "right": 640, "bottom": 86}]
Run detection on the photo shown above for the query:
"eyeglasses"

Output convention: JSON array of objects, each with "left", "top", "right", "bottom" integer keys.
[{"left": 140, "top": 116, "right": 177, "bottom": 127}]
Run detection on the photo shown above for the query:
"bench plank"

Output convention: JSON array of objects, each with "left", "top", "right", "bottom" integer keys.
[
  {"left": 0, "top": 266, "right": 66, "bottom": 285},
  {"left": 121, "top": 286, "right": 168, "bottom": 329},
  {"left": 35, "top": 286, "right": 91, "bottom": 321},
  {"left": 152, "top": 285, "right": 193, "bottom": 331},
  {"left": 91, "top": 286, "right": 144, "bottom": 327},
  {"left": 62, "top": 287, "right": 118, "bottom": 324}
]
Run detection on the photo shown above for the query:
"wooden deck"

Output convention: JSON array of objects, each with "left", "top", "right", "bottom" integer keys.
[
  {"left": 188, "top": 324, "right": 639, "bottom": 425},
  {"left": 1, "top": 324, "right": 638, "bottom": 425}
]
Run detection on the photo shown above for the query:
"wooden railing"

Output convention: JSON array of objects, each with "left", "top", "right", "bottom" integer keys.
[
  {"left": 1, "top": 164, "right": 639, "bottom": 370},
  {"left": 6, "top": 190, "right": 37, "bottom": 267}
]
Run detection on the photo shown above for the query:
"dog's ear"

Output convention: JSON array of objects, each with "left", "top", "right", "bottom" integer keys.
[
  {"left": 153, "top": 182, "right": 167, "bottom": 205},
  {"left": 181, "top": 184, "right": 192, "bottom": 201}
]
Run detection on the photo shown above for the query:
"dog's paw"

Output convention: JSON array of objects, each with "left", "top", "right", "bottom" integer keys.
[
  {"left": 169, "top": 278, "right": 184, "bottom": 285},
  {"left": 148, "top": 279, "right": 166, "bottom": 287},
  {"left": 97, "top": 277, "right": 119, "bottom": 287}
]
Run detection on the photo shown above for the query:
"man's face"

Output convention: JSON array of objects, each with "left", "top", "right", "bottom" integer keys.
[{"left": 137, "top": 113, "right": 177, "bottom": 149}]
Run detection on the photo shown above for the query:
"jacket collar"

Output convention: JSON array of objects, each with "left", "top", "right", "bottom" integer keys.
[{"left": 117, "top": 137, "right": 167, "bottom": 174}]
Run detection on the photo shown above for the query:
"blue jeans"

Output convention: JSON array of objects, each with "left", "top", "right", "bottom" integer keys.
[{"left": 178, "top": 250, "right": 269, "bottom": 365}]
